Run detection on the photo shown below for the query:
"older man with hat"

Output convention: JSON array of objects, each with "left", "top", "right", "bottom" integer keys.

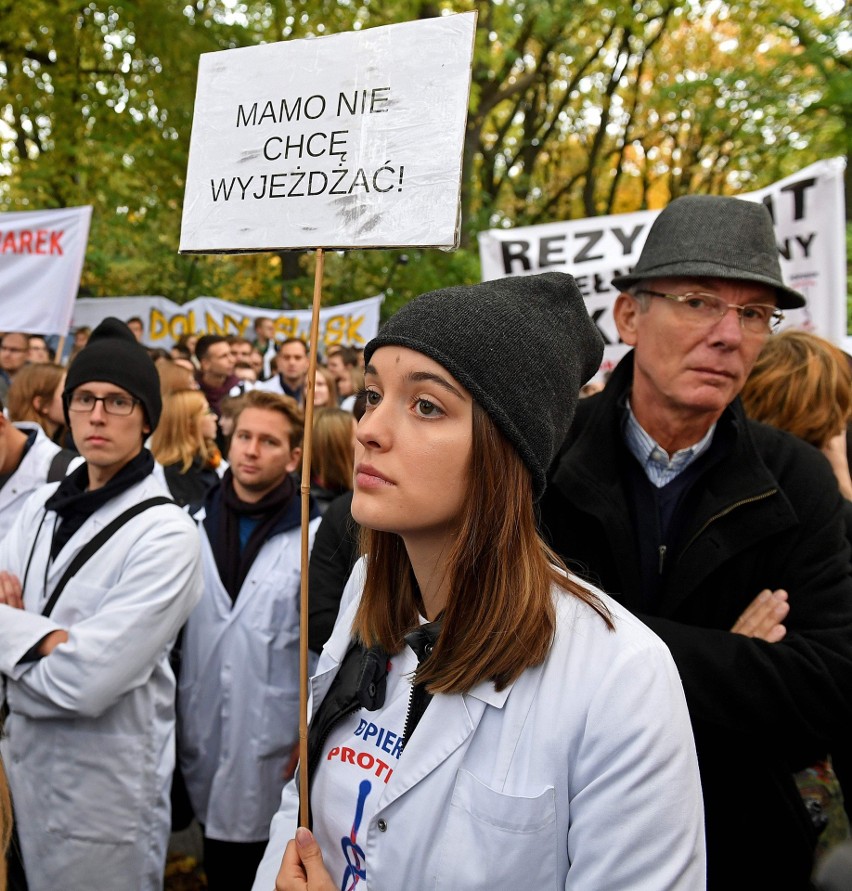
[
  {"left": 541, "top": 195, "right": 852, "bottom": 890},
  {"left": 0, "top": 318, "right": 202, "bottom": 891}
]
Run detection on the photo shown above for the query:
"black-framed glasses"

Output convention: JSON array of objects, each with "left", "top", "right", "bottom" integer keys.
[
  {"left": 68, "top": 391, "right": 140, "bottom": 416},
  {"left": 638, "top": 290, "right": 784, "bottom": 334}
]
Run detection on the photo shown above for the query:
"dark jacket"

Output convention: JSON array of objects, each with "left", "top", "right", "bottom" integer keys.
[
  {"left": 541, "top": 351, "right": 852, "bottom": 891},
  {"left": 161, "top": 457, "right": 219, "bottom": 516},
  {"left": 307, "top": 490, "right": 359, "bottom": 656}
]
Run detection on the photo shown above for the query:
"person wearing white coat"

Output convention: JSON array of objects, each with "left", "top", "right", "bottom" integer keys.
[
  {"left": 253, "top": 274, "right": 706, "bottom": 891},
  {"left": 255, "top": 574, "right": 705, "bottom": 891},
  {"left": 0, "top": 418, "right": 81, "bottom": 538},
  {"left": 177, "top": 389, "right": 321, "bottom": 891},
  {"left": 0, "top": 318, "right": 203, "bottom": 891}
]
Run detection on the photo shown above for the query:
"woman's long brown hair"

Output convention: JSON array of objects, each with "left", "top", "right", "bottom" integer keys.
[
  {"left": 352, "top": 402, "right": 612, "bottom": 694},
  {"left": 5, "top": 362, "right": 65, "bottom": 429},
  {"left": 311, "top": 407, "right": 355, "bottom": 492}
]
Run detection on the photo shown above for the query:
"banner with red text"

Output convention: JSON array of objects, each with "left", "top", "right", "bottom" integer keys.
[
  {"left": 478, "top": 158, "right": 847, "bottom": 377},
  {"left": 0, "top": 205, "right": 92, "bottom": 334}
]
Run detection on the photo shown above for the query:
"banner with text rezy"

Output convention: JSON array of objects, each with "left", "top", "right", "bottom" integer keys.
[
  {"left": 180, "top": 12, "right": 477, "bottom": 253},
  {"left": 0, "top": 205, "right": 92, "bottom": 335},
  {"left": 478, "top": 157, "right": 847, "bottom": 377},
  {"left": 71, "top": 293, "right": 383, "bottom": 351}
]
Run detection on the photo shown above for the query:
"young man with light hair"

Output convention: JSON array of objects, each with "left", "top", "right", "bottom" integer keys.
[{"left": 178, "top": 389, "right": 321, "bottom": 891}]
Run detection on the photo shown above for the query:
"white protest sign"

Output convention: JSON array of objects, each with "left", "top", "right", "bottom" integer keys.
[
  {"left": 0, "top": 205, "right": 92, "bottom": 334},
  {"left": 72, "top": 293, "right": 383, "bottom": 350},
  {"left": 478, "top": 158, "right": 847, "bottom": 376},
  {"left": 180, "top": 13, "right": 476, "bottom": 253}
]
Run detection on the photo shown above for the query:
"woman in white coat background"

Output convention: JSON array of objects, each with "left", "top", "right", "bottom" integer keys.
[
  {"left": 253, "top": 273, "right": 706, "bottom": 891},
  {"left": 0, "top": 318, "right": 202, "bottom": 891}
]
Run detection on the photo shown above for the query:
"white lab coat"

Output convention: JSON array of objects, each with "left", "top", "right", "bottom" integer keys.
[
  {"left": 253, "top": 375, "right": 287, "bottom": 395},
  {"left": 253, "top": 567, "right": 706, "bottom": 891},
  {"left": 0, "top": 473, "right": 203, "bottom": 891},
  {"left": 0, "top": 422, "right": 81, "bottom": 539},
  {"left": 178, "top": 511, "right": 321, "bottom": 842}
]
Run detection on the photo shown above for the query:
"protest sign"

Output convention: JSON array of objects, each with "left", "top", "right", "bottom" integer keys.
[
  {"left": 0, "top": 205, "right": 92, "bottom": 334},
  {"left": 180, "top": 12, "right": 476, "bottom": 253},
  {"left": 71, "top": 293, "right": 383, "bottom": 350},
  {"left": 478, "top": 157, "right": 847, "bottom": 376}
]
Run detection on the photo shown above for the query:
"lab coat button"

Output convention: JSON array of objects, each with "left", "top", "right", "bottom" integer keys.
[{"left": 377, "top": 819, "right": 387, "bottom": 832}]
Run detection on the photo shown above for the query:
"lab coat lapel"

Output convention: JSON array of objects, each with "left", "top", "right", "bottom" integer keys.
[{"left": 376, "top": 679, "right": 511, "bottom": 810}]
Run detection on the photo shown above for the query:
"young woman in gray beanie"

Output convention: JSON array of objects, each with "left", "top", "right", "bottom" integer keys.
[{"left": 253, "top": 273, "right": 705, "bottom": 891}]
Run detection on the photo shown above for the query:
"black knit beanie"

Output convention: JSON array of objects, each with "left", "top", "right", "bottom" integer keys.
[
  {"left": 63, "top": 317, "right": 162, "bottom": 431},
  {"left": 364, "top": 272, "right": 603, "bottom": 500}
]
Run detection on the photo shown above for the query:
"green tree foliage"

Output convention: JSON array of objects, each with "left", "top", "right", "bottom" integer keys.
[{"left": 0, "top": 0, "right": 847, "bottom": 317}]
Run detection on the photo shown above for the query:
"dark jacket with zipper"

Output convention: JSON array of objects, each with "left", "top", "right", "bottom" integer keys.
[{"left": 540, "top": 350, "right": 852, "bottom": 891}]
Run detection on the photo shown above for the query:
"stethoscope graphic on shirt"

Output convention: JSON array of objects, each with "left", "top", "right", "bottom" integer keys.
[{"left": 340, "top": 779, "right": 372, "bottom": 891}]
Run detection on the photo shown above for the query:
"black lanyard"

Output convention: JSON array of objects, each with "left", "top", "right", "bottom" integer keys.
[{"left": 19, "top": 497, "right": 173, "bottom": 617}]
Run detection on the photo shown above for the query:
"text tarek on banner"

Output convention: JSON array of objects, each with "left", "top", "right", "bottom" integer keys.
[{"left": 0, "top": 206, "right": 92, "bottom": 335}]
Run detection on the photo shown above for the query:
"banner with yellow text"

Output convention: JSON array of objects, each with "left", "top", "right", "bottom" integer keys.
[{"left": 71, "top": 293, "right": 383, "bottom": 351}]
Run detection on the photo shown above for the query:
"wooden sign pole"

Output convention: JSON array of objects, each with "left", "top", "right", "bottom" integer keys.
[{"left": 298, "top": 247, "right": 324, "bottom": 824}]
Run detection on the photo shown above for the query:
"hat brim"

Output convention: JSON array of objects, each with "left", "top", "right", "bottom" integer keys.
[{"left": 611, "top": 262, "right": 806, "bottom": 310}]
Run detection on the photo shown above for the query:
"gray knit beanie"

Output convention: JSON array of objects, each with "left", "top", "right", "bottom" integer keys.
[
  {"left": 63, "top": 317, "right": 162, "bottom": 431},
  {"left": 364, "top": 272, "right": 603, "bottom": 499}
]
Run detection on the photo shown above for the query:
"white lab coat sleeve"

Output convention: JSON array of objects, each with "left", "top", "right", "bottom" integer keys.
[
  {"left": 563, "top": 631, "right": 705, "bottom": 890},
  {"left": 252, "top": 774, "right": 300, "bottom": 890},
  {"left": 0, "top": 607, "right": 63, "bottom": 676},
  {"left": 4, "top": 512, "right": 203, "bottom": 720},
  {"left": 0, "top": 485, "right": 63, "bottom": 675}
]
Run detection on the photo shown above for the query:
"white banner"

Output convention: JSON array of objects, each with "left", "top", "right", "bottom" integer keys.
[
  {"left": 180, "top": 13, "right": 476, "bottom": 253},
  {"left": 72, "top": 293, "right": 384, "bottom": 350},
  {"left": 478, "top": 158, "right": 848, "bottom": 376},
  {"left": 0, "top": 206, "right": 92, "bottom": 335}
]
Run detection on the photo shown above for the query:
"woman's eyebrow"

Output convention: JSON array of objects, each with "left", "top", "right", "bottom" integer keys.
[
  {"left": 406, "top": 371, "right": 465, "bottom": 398},
  {"left": 364, "top": 364, "right": 465, "bottom": 399}
]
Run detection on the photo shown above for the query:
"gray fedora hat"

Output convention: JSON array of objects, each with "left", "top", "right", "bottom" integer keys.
[{"left": 611, "top": 194, "right": 805, "bottom": 310}]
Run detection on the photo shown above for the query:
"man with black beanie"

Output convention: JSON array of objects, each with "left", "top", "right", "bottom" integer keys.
[
  {"left": 0, "top": 317, "right": 202, "bottom": 891},
  {"left": 176, "top": 389, "right": 321, "bottom": 891}
]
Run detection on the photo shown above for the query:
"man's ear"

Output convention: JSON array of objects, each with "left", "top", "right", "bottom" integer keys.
[
  {"left": 613, "top": 293, "right": 641, "bottom": 346},
  {"left": 286, "top": 446, "right": 302, "bottom": 474}
]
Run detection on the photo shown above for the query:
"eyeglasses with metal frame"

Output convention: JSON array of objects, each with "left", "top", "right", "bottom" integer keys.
[
  {"left": 68, "top": 391, "right": 141, "bottom": 416},
  {"left": 637, "top": 289, "right": 784, "bottom": 334}
]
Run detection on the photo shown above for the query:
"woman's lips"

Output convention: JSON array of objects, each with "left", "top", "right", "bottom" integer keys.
[{"left": 355, "top": 464, "right": 394, "bottom": 488}]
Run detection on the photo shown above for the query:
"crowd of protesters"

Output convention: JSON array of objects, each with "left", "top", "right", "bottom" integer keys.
[{"left": 1, "top": 194, "right": 852, "bottom": 891}]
